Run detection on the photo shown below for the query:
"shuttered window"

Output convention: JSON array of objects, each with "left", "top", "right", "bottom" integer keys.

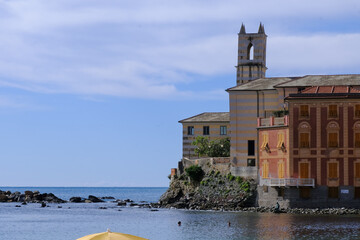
[
  {"left": 328, "top": 162, "right": 338, "bottom": 178},
  {"left": 300, "top": 105, "right": 309, "bottom": 117},
  {"left": 278, "top": 161, "right": 284, "bottom": 179},
  {"left": 355, "top": 105, "right": 360, "bottom": 118},
  {"left": 355, "top": 133, "right": 360, "bottom": 148},
  {"left": 328, "top": 132, "right": 338, "bottom": 147},
  {"left": 328, "top": 105, "right": 338, "bottom": 118},
  {"left": 277, "top": 132, "right": 284, "bottom": 149},
  {"left": 262, "top": 162, "right": 269, "bottom": 178},
  {"left": 355, "top": 163, "right": 360, "bottom": 178},
  {"left": 300, "top": 162, "right": 309, "bottom": 179},
  {"left": 261, "top": 134, "right": 269, "bottom": 149},
  {"left": 300, "top": 133, "right": 309, "bottom": 148}
]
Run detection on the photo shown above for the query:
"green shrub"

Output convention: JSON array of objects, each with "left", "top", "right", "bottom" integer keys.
[
  {"left": 215, "top": 171, "right": 220, "bottom": 177},
  {"left": 185, "top": 165, "right": 204, "bottom": 182},
  {"left": 227, "top": 173, "right": 235, "bottom": 181},
  {"left": 167, "top": 174, "right": 171, "bottom": 179},
  {"left": 235, "top": 176, "right": 243, "bottom": 184},
  {"left": 240, "top": 181, "right": 250, "bottom": 192},
  {"left": 218, "top": 180, "right": 224, "bottom": 185}
]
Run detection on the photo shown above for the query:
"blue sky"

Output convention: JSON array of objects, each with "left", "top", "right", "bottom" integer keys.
[{"left": 1, "top": 0, "right": 360, "bottom": 187}]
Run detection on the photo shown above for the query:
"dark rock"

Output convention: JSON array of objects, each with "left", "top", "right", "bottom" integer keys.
[
  {"left": 150, "top": 209, "right": 159, "bottom": 212},
  {"left": 100, "top": 196, "right": 115, "bottom": 200},
  {"left": 129, "top": 203, "right": 138, "bottom": 207},
  {"left": 15, "top": 205, "right": 21, "bottom": 207},
  {"left": 124, "top": 199, "right": 133, "bottom": 203},
  {"left": 88, "top": 195, "right": 104, "bottom": 203},
  {"left": 117, "top": 201, "right": 126, "bottom": 206},
  {"left": 98, "top": 207, "right": 107, "bottom": 209},
  {"left": 58, "top": 206, "right": 62, "bottom": 208},
  {"left": 41, "top": 202, "right": 46, "bottom": 208},
  {"left": 69, "top": 197, "right": 85, "bottom": 203},
  {"left": 21, "top": 202, "right": 27, "bottom": 205},
  {"left": 0, "top": 194, "right": 8, "bottom": 202}
]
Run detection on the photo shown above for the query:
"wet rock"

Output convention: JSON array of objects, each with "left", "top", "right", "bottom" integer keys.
[
  {"left": 100, "top": 196, "right": 115, "bottom": 200},
  {"left": 15, "top": 205, "right": 21, "bottom": 207},
  {"left": 98, "top": 207, "right": 107, "bottom": 209},
  {"left": 69, "top": 197, "right": 85, "bottom": 203},
  {"left": 88, "top": 195, "right": 104, "bottom": 203},
  {"left": 117, "top": 201, "right": 126, "bottom": 206},
  {"left": 41, "top": 202, "right": 46, "bottom": 208}
]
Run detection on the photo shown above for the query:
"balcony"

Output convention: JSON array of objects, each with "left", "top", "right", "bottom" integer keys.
[
  {"left": 258, "top": 115, "right": 289, "bottom": 127},
  {"left": 259, "top": 177, "right": 315, "bottom": 188}
]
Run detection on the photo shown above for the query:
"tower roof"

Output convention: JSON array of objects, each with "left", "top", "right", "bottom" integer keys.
[
  {"left": 258, "top": 23, "right": 265, "bottom": 34},
  {"left": 240, "top": 23, "right": 246, "bottom": 34}
]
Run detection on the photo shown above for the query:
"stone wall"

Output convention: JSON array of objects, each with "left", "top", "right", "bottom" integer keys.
[
  {"left": 258, "top": 185, "right": 360, "bottom": 209},
  {"left": 179, "top": 157, "right": 231, "bottom": 175}
]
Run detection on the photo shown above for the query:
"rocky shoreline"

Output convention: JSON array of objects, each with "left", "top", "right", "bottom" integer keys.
[{"left": 2, "top": 189, "right": 360, "bottom": 215}]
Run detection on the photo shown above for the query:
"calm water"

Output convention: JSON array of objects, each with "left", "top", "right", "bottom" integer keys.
[{"left": 0, "top": 187, "right": 359, "bottom": 240}]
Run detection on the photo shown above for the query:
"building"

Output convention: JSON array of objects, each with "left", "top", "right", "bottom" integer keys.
[
  {"left": 179, "top": 112, "right": 230, "bottom": 159},
  {"left": 258, "top": 85, "right": 360, "bottom": 207}
]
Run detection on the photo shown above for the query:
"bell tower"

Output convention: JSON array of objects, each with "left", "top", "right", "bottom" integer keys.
[{"left": 236, "top": 23, "right": 267, "bottom": 85}]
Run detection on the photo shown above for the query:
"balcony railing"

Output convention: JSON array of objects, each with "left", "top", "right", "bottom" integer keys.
[
  {"left": 258, "top": 115, "right": 289, "bottom": 127},
  {"left": 259, "top": 177, "right": 315, "bottom": 188}
]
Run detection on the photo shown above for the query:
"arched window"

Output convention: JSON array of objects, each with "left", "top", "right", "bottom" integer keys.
[
  {"left": 247, "top": 43, "right": 254, "bottom": 60},
  {"left": 327, "top": 122, "right": 340, "bottom": 148},
  {"left": 353, "top": 122, "right": 360, "bottom": 147},
  {"left": 298, "top": 122, "right": 311, "bottom": 148}
]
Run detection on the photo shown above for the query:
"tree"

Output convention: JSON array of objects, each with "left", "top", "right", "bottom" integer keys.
[
  {"left": 207, "top": 137, "right": 230, "bottom": 157},
  {"left": 192, "top": 136, "right": 210, "bottom": 157},
  {"left": 192, "top": 136, "right": 230, "bottom": 157}
]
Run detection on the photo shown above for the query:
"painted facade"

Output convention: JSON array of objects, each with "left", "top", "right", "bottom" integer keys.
[
  {"left": 258, "top": 86, "right": 360, "bottom": 207},
  {"left": 179, "top": 112, "right": 230, "bottom": 159}
]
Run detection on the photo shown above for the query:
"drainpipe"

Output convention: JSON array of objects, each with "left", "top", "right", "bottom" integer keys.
[{"left": 256, "top": 90, "right": 260, "bottom": 183}]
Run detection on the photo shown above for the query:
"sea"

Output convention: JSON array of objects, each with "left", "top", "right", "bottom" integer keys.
[{"left": 0, "top": 187, "right": 359, "bottom": 240}]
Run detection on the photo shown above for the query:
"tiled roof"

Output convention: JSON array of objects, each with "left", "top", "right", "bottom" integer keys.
[
  {"left": 227, "top": 77, "right": 295, "bottom": 91},
  {"left": 276, "top": 75, "right": 360, "bottom": 88},
  {"left": 301, "top": 86, "right": 360, "bottom": 94},
  {"left": 179, "top": 112, "right": 229, "bottom": 123}
]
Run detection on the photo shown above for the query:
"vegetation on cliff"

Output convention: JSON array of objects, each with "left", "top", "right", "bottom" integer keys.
[
  {"left": 159, "top": 166, "right": 256, "bottom": 210},
  {"left": 192, "top": 136, "right": 230, "bottom": 157}
]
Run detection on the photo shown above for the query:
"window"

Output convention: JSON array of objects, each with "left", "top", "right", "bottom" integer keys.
[
  {"left": 300, "top": 133, "right": 309, "bottom": 148},
  {"left": 328, "top": 105, "right": 338, "bottom": 118},
  {"left": 355, "top": 105, "right": 360, "bottom": 118},
  {"left": 277, "top": 132, "right": 285, "bottom": 149},
  {"left": 328, "top": 162, "right": 338, "bottom": 179},
  {"left": 203, "top": 126, "right": 209, "bottom": 135},
  {"left": 299, "top": 162, "right": 309, "bottom": 179},
  {"left": 262, "top": 161, "right": 269, "bottom": 178},
  {"left": 355, "top": 133, "right": 360, "bottom": 147},
  {"left": 355, "top": 162, "right": 360, "bottom": 178},
  {"left": 220, "top": 126, "right": 227, "bottom": 135},
  {"left": 300, "top": 105, "right": 309, "bottom": 117},
  {"left": 328, "top": 187, "right": 339, "bottom": 199},
  {"left": 187, "top": 126, "right": 194, "bottom": 135},
  {"left": 261, "top": 133, "right": 269, "bottom": 149},
  {"left": 247, "top": 43, "right": 254, "bottom": 60},
  {"left": 328, "top": 132, "right": 338, "bottom": 148},
  {"left": 278, "top": 161, "right": 285, "bottom": 178},
  {"left": 248, "top": 140, "right": 255, "bottom": 156},
  {"left": 247, "top": 158, "right": 255, "bottom": 167}
]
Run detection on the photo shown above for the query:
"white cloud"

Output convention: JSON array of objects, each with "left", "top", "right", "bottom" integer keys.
[{"left": 0, "top": 0, "right": 360, "bottom": 100}]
